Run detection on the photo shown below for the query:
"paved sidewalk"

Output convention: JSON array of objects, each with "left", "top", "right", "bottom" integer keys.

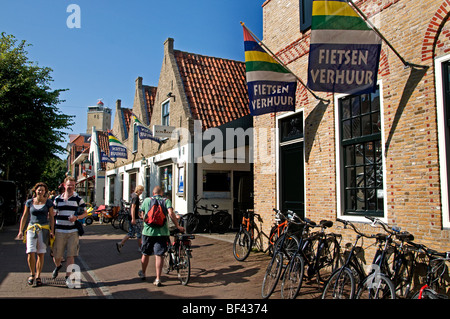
[{"left": 0, "top": 222, "right": 324, "bottom": 300}]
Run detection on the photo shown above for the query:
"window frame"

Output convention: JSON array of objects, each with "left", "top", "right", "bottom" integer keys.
[
  {"left": 300, "top": 0, "right": 313, "bottom": 33},
  {"left": 133, "top": 123, "right": 138, "bottom": 153},
  {"left": 162, "top": 99, "right": 170, "bottom": 126},
  {"left": 435, "top": 54, "right": 450, "bottom": 229},
  {"left": 335, "top": 81, "right": 387, "bottom": 222}
]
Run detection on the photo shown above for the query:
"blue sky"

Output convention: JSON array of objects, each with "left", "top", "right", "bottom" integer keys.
[{"left": 0, "top": 0, "right": 263, "bottom": 152}]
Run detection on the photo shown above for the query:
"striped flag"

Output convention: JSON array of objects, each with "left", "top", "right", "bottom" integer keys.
[
  {"left": 243, "top": 26, "right": 297, "bottom": 116},
  {"left": 108, "top": 131, "right": 127, "bottom": 159},
  {"left": 307, "top": 0, "right": 382, "bottom": 94},
  {"left": 100, "top": 151, "right": 114, "bottom": 163},
  {"left": 133, "top": 114, "right": 161, "bottom": 143}
]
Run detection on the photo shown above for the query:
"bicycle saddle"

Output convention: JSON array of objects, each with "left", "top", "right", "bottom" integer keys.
[
  {"left": 396, "top": 231, "right": 414, "bottom": 242},
  {"left": 320, "top": 220, "right": 333, "bottom": 228}
]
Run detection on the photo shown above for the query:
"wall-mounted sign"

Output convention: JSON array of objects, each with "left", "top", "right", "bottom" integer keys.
[{"left": 153, "top": 125, "right": 176, "bottom": 138}]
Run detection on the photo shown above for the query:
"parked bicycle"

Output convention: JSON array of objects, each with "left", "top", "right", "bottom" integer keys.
[
  {"left": 183, "top": 195, "right": 231, "bottom": 234},
  {"left": 364, "top": 216, "right": 418, "bottom": 298},
  {"left": 111, "top": 199, "right": 130, "bottom": 231},
  {"left": 281, "top": 218, "right": 342, "bottom": 299},
  {"left": 409, "top": 242, "right": 450, "bottom": 299},
  {"left": 163, "top": 230, "right": 195, "bottom": 285},
  {"left": 321, "top": 218, "right": 396, "bottom": 299},
  {"left": 261, "top": 210, "right": 302, "bottom": 299},
  {"left": 233, "top": 208, "right": 289, "bottom": 261}
]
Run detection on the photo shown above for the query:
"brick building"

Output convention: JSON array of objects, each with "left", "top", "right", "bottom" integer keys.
[
  {"left": 254, "top": 0, "right": 450, "bottom": 253},
  {"left": 105, "top": 38, "right": 251, "bottom": 224}
]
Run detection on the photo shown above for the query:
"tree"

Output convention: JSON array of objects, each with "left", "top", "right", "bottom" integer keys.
[
  {"left": 0, "top": 33, "right": 74, "bottom": 192},
  {"left": 39, "top": 156, "right": 67, "bottom": 192}
]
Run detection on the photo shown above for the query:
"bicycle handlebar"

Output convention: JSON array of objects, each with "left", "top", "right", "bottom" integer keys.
[
  {"left": 364, "top": 216, "right": 415, "bottom": 242},
  {"left": 336, "top": 218, "right": 378, "bottom": 239}
]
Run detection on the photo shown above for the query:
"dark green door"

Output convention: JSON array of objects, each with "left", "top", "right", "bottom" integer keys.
[{"left": 280, "top": 142, "right": 304, "bottom": 219}]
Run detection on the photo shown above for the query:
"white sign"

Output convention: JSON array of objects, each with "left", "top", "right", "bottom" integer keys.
[{"left": 153, "top": 125, "right": 176, "bottom": 138}]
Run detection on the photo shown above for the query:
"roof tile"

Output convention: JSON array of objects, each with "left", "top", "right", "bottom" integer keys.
[{"left": 174, "top": 50, "right": 249, "bottom": 130}]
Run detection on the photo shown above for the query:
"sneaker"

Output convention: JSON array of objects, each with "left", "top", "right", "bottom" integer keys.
[
  {"left": 116, "top": 242, "right": 123, "bottom": 253},
  {"left": 52, "top": 265, "right": 62, "bottom": 279},
  {"left": 138, "top": 270, "right": 146, "bottom": 280},
  {"left": 153, "top": 279, "right": 162, "bottom": 287}
]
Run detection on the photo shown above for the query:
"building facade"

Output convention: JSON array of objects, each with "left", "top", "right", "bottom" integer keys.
[
  {"left": 105, "top": 38, "right": 252, "bottom": 225},
  {"left": 254, "top": 0, "right": 450, "bottom": 253}
]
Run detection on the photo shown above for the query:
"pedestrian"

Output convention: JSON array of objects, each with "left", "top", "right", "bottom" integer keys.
[
  {"left": 116, "top": 185, "right": 144, "bottom": 253},
  {"left": 138, "top": 186, "right": 184, "bottom": 286},
  {"left": 52, "top": 176, "right": 88, "bottom": 287},
  {"left": 15, "top": 182, "right": 55, "bottom": 287}
]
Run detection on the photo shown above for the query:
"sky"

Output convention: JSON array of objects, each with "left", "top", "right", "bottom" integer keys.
[{"left": 0, "top": 0, "right": 263, "bottom": 155}]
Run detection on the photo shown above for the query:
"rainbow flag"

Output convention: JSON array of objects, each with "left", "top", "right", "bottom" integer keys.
[
  {"left": 307, "top": 0, "right": 382, "bottom": 94},
  {"left": 108, "top": 131, "right": 127, "bottom": 159},
  {"left": 243, "top": 26, "right": 297, "bottom": 116},
  {"left": 133, "top": 114, "right": 161, "bottom": 143}
]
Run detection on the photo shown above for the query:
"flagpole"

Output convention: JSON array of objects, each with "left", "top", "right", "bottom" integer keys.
[
  {"left": 241, "top": 22, "right": 329, "bottom": 103},
  {"left": 347, "top": 0, "right": 427, "bottom": 69}
]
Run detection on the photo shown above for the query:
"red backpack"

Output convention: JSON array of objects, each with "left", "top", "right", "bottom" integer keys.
[{"left": 144, "top": 197, "right": 167, "bottom": 227}]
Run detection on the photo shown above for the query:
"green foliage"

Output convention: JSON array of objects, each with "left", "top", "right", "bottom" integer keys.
[
  {"left": 0, "top": 33, "right": 74, "bottom": 191},
  {"left": 39, "top": 156, "right": 67, "bottom": 192}
]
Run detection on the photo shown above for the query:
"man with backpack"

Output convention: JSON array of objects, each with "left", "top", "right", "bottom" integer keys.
[{"left": 138, "top": 186, "right": 184, "bottom": 286}]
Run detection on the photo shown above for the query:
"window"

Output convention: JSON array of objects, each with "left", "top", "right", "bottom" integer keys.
[
  {"left": 435, "top": 55, "right": 450, "bottom": 228},
  {"left": 108, "top": 176, "right": 115, "bottom": 205},
  {"left": 203, "top": 170, "right": 231, "bottom": 198},
  {"left": 162, "top": 100, "right": 170, "bottom": 126},
  {"left": 300, "top": 0, "right": 313, "bottom": 32},
  {"left": 133, "top": 123, "right": 138, "bottom": 153},
  {"left": 338, "top": 86, "right": 384, "bottom": 217}
]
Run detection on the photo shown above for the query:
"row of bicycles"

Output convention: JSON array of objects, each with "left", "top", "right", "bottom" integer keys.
[{"left": 233, "top": 209, "right": 450, "bottom": 299}]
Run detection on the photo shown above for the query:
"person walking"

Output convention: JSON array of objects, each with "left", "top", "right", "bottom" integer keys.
[
  {"left": 116, "top": 185, "right": 144, "bottom": 253},
  {"left": 16, "top": 182, "right": 55, "bottom": 287},
  {"left": 138, "top": 186, "right": 184, "bottom": 286},
  {"left": 52, "top": 176, "right": 87, "bottom": 287}
]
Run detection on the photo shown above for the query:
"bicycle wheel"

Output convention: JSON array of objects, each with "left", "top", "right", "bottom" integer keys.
[
  {"left": 120, "top": 217, "right": 130, "bottom": 232},
  {"left": 184, "top": 213, "right": 200, "bottom": 234},
  {"left": 233, "top": 229, "right": 252, "bottom": 261},
  {"left": 317, "top": 236, "right": 342, "bottom": 284},
  {"left": 322, "top": 267, "right": 356, "bottom": 299},
  {"left": 281, "top": 254, "right": 305, "bottom": 299},
  {"left": 177, "top": 244, "right": 191, "bottom": 285},
  {"left": 261, "top": 252, "right": 284, "bottom": 299},
  {"left": 356, "top": 273, "right": 396, "bottom": 299},
  {"left": 275, "top": 234, "right": 299, "bottom": 259},
  {"left": 211, "top": 211, "right": 231, "bottom": 233}
]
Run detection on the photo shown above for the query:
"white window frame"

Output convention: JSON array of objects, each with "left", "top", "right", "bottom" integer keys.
[
  {"left": 335, "top": 80, "right": 388, "bottom": 223},
  {"left": 435, "top": 54, "right": 450, "bottom": 229},
  {"left": 162, "top": 99, "right": 170, "bottom": 126}
]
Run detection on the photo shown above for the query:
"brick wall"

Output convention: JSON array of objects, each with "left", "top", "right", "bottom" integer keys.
[{"left": 256, "top": 0, "right": 450, "bottom": 256}]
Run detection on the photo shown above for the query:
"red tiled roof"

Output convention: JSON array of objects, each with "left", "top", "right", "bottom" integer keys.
[
  {"left": 122, "top": 108, "right": 133, "bottom": 137},
  {"left": 143, "top": 85, "right": 157, "bottom": 125},
  {"left": 174, "top": 50, "right": 249, "bottom": 130},
  {"left": 96, "top": 130, "right": 109, "bottom": 170}
]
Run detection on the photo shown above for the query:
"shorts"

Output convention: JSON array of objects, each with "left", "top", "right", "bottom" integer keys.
[
  {"left": 26, "top": 228, "right": 47, "bottom": 254},
  {"left": 128, "top": 219, "right": 143, "bottom": 239},
  {"left": 141, "top": 235, "right": 168, "bottom": 256},
  {"left": 53, "top": 231, "right": 79, "bottom": 258}
]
